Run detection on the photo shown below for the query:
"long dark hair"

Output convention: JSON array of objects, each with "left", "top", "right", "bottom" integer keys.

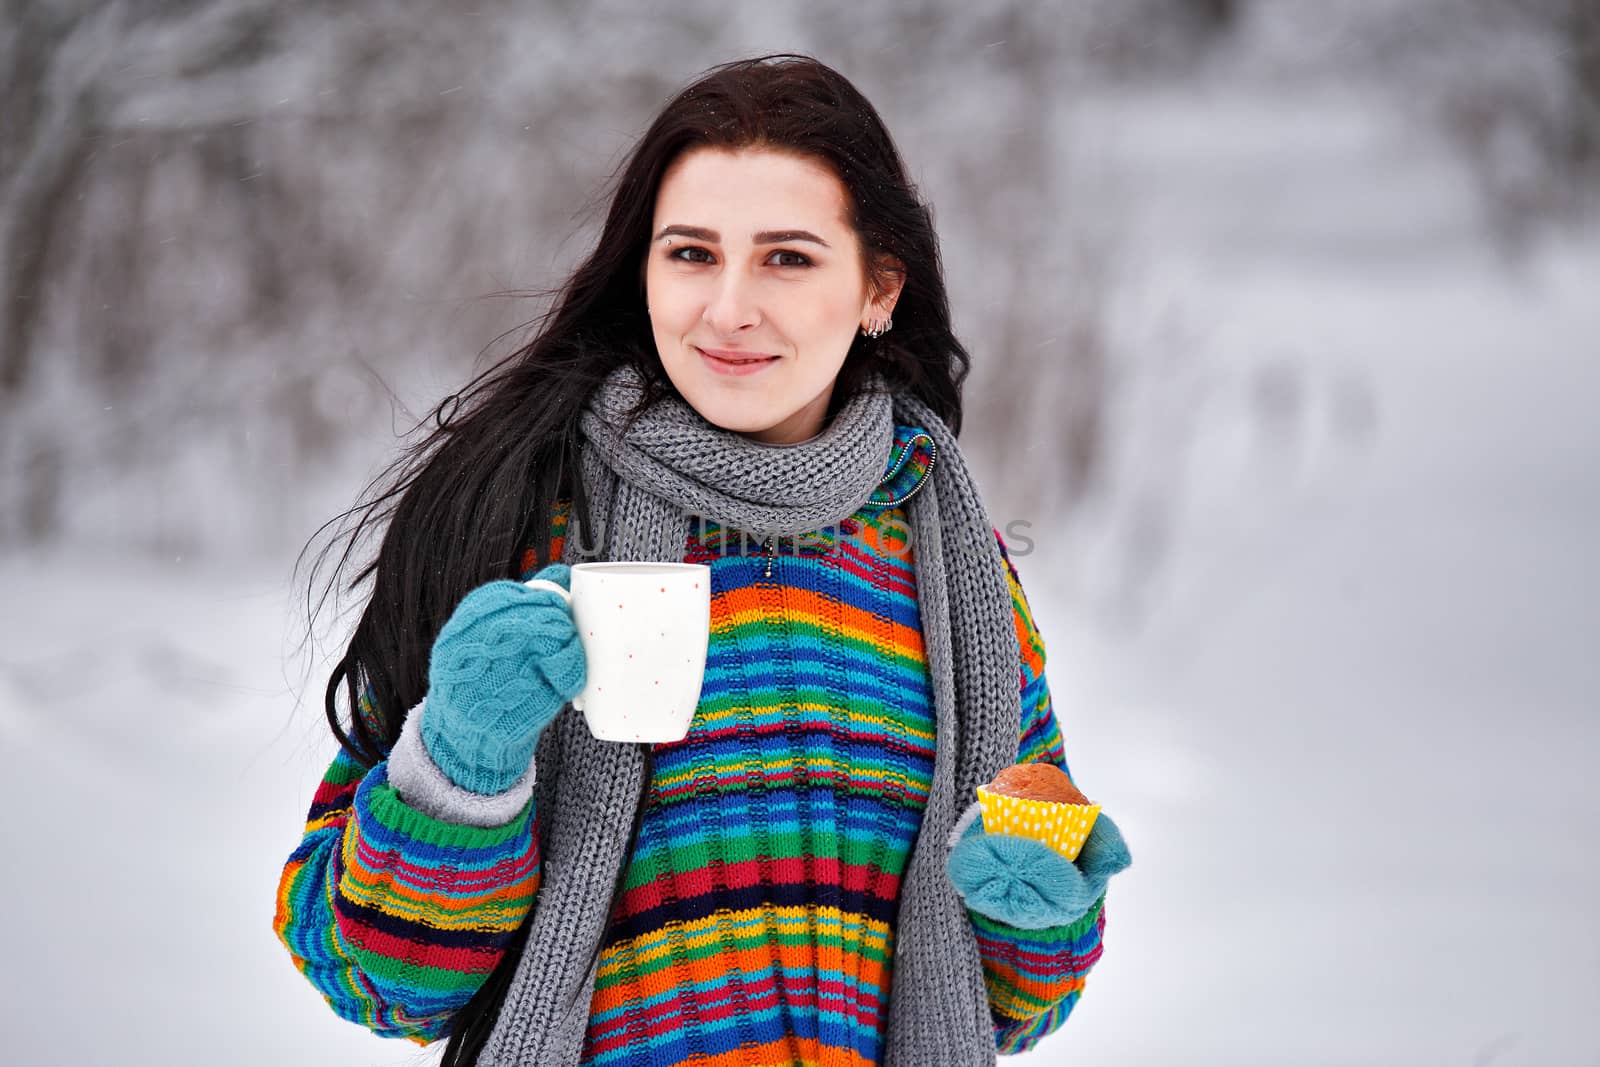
[{"left": 297, "top": 52, "right": 972, "bottom": 1063}]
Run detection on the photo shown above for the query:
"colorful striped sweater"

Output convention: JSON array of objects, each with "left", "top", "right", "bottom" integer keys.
[{"left": 273, "top": 424, "right": 1109, "bottom": 1063}]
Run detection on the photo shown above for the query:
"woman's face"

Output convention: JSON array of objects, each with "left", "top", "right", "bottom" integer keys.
[{"left": 645, "top": 146, "right": 901, "bottom": 444}]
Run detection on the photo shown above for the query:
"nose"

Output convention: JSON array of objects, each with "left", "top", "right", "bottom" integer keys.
[{"left": 702, "top": 269, "right": 760, "bottom": 335}]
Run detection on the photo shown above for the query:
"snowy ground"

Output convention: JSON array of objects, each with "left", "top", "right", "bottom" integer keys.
[{"left": 4, "top": 81, "right": 1597, "bottom": 1066}]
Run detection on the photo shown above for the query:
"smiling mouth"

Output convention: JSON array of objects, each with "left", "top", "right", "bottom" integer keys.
[{"left": 697, "top": 347, "right": 780, "bottom": 365}]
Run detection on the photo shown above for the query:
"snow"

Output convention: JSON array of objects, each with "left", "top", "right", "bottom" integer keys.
[
  {"left": 1018, "top": 82, "right": 1600, "bottom": 1067},
  {"left": 4, "top": 59, "right": 1597, "bottom": 1067}
]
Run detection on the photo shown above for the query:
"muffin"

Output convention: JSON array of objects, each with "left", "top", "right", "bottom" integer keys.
[
  {"left": 975, "top": 761, "right": 1102, "bottom": 861},
  {"left": 985, "top": 761, "right": 1090, "bottom": 806}
]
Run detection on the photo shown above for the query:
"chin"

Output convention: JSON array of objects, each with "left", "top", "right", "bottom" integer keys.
[
  {"left": 661, "top": 355, "right": 823, "bottom": 440},
  {"left": 685, "top": 394, "right": 785, "bottom": 435}
]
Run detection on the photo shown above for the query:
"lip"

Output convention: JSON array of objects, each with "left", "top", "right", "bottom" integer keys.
[{"left": 696, "top": 346, "right": 781, "bottom": 377}]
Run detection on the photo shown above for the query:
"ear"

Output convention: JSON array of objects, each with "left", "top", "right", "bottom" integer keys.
[{"left": 863, "top": 253, "right": 906, "bottom": 321}]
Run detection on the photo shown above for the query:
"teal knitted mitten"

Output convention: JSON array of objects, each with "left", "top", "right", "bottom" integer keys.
[
  {"left": 420, "top": 565, "right": 587, "bottom": 795},
  {"left": 947, "top": 810, "right": 1131, "bottom": 930}
]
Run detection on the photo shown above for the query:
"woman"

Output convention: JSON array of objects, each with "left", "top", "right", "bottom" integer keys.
[{"left": 273, "top": 53, "right": 1130, "bottom": 1067}]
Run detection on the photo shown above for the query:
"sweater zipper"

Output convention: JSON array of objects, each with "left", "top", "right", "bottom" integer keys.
[{"left": 761, "top": 535, "right": 775, "bottom": 579}]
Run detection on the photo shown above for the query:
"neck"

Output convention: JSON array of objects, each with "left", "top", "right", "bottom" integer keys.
[{"left": 743, "top": 427, "right": 826, "bottom": 448}]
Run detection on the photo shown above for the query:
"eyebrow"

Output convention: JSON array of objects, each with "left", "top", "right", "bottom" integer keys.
[{"left": 653, "top": 224, "right": 832, "bottom": 248}]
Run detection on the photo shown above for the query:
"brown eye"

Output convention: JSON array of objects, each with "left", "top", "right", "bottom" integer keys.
[
  {"left": 769, "top": 250, "right": 812, "bottom": 268},
  {"left": 670, "top": 246, "right": 714, "bottom": 263}
]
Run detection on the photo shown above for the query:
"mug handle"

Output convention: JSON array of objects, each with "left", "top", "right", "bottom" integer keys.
[
  {"left": 521, "top": 578, "right": 572, "bottom": 606},
  {"left": 522, "top": 578, "right": 585, "bottom": 712}
]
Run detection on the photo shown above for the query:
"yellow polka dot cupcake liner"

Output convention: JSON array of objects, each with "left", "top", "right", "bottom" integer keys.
[{"left": 975, "top": 786, "right": 1101, "bottom": 862}]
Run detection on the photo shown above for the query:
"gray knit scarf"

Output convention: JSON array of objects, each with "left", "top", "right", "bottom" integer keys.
[{"left": 481, "top": 364, "right": 1022, "bottom": 1066}]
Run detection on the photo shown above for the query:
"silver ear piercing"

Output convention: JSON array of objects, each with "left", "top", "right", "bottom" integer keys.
[{"left": 861, "top": 315, "right": 893, "bottom": 339}]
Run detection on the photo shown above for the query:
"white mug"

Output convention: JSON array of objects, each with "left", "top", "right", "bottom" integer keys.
[{"left": 523, "top": 562, "right": 711, "bottom": 743}]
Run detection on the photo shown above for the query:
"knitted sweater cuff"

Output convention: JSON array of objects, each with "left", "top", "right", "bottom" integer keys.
[
  {"left": 387, "top": 698, "right": 537, "bottom": 828},
  {"left": 947, "top": 799, "right": 983, "bottom": 850}
]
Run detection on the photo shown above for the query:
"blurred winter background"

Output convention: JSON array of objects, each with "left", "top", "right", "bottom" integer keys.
[{"left": 2, "top": 1, "right": 1596, "bottom": 1064}]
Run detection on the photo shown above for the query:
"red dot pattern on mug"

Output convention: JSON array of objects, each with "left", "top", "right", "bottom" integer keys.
[{"left": 570, "top": 566, "right": 709, "bottom": 745}]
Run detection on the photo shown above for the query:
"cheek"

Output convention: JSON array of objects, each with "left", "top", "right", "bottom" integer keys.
[
  {"left": 788, "top": 281, "right": 866, "bottom": 336},
  {"left": 646, "top": 277, "right": 697, "bottom": 333}
]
